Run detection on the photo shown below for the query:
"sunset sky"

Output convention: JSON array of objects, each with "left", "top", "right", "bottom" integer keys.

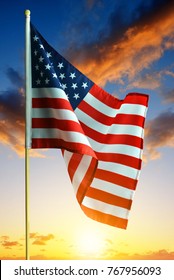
[{"left": 0, "top": 0, "right": 174, "bottom": 260}]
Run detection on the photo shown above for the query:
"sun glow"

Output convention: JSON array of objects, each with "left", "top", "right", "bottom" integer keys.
[{"left": 75, "top": 230, "right": 106, "bottom": 258}]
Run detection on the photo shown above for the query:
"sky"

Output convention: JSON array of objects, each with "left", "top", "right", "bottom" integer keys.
[{"left": 0, "top": 0, "right": 174, "bottom": 260}]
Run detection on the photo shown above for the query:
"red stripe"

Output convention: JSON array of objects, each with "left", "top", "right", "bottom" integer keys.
[
  {"left": 80, "top": 122, "right": 143, "bottom": 148},
  {"left": 32, "top": 138, "right": 94, "bottom": 156},
  {"left": 67, "top": 153, "right": 81, "bottom": 181},
  {"left": 124, "top": 93, "right": 149, "bottom": 106},
  {"left": 89, "top": 84, "right": 119, "bottom": 109},
  {"left": 81, "top": 204, "right": 128, "bottom": 229},
  {"left": 86, "top": 187, "right": 132, "bottom": 209},
  {"left": 95, "top": 169, "right": 138, "bottom": 190},
  {"left": 32, "top": 97, "right": 72, "bottom": 110},
  {"left": 113, "top": 114, "right": 145, "bottom": 126},
  {"left": 95, "top": 152, "right": 142, "bottom": 170},
  {"left": 32, "top": 118, "right": 83, "bottom": 132},
  {"left": 90, "top": 84, "right": 148, "bottom": 109}
]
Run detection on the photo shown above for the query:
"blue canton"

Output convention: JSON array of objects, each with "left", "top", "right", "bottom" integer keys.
[{"left": 30, "top": 23, "right": 94, "bottom": 110}]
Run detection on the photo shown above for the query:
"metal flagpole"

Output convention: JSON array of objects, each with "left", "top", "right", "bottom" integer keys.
[
  {"left": 25, "top": 148, "right": 30, "bottom": 260},
  {"left": 25, "top": 9, "right": 31, "bottom": 260}
]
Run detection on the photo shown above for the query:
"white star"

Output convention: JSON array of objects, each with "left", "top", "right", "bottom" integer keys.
[
  {"left": 52, "top": 73, "right": 57, "bottom": 78},
  {"left": 39, "top": 44, "right": 44, "bottom": 49},
  {"left": 71, "top": 83, "right": 78, "bottom": 89},
  {"left": 82, "top": 82, "right": 88, "bottom": 89},
  {"left": 33, "top": 35, "right": 39, "bottom": 41},
  {"left": 40, "top": 71, "right": 44, "bottom": 77},
  {"left": 61, "top": 83, "right": 67, "bottom": 90},
  {"left": 45, "top": 64, "right": 51, "bottom": 70},
  {"left": 47, "top": 52, "right": 52, "bottom": 58},
  {"left": 34, "top": 50, "right": 38, "bottom": 56},
  {"left": 57, "top": 62, "right": 64, "bottom": 69},
  {"left": 35, "top": 65, "right": 39, "bottom": 70},
  {"left": 45, "top": 78, "right": 50, "bottom": 84},
  {"left": 36, "top": 79, "right": 41, "bottom": 85},
  {"left": 39, "top": 56, "right": 44, "bottom": 62},
  {"left": 73, "top": 93, "right": 80, "bottom": 99},
  {"left": 59, "top": 73, "right": 65, "bottom": 79},
  {"left": 69, "top": 72, "right": 76, "bottom": 79}
]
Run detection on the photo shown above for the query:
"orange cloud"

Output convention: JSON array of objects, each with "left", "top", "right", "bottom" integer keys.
[
  {"left": 1, "top": 240, "right": 22, "bottom": 250},
  {"left": 68, "top": 5, "right": 174, "bottom": 88},
  {"left": 30, "top": 232, "right": 55, "bottom": 245},
  {"left": 108, "top": 249, "right": 174, "bottom": 260},
  {"left": 0, "top": 119, "right": 24, "bottom": 156}
]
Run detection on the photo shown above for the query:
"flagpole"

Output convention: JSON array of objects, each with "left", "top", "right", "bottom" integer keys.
[{"left": 25, "top": 9, "right": 31, "bottom": 260}]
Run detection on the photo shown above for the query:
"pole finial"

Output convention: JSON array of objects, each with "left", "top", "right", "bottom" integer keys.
[{"left": 25, "top": 10, "right": 31, "bottom": 17}]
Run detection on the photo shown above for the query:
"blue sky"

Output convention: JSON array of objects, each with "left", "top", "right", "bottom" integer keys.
[{"left": 0, "top": 0, "right": 174, "bottom": 259}]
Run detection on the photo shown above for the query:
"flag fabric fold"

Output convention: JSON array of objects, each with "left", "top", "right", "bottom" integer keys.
[{"left": 29, "top": 23, "right": 149, "bottom": 229}]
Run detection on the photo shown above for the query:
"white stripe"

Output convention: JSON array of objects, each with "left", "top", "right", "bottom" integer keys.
[
  {"left": 63, "top": 150, "right": 73, "bottom": 167},
  {"left": 82, "top": 196, "right": 129, "bottom": 219},
  {"left": 76, "top": 108, "right": 144, "bottom": 137},
  {"left": 91, "top": 178, "right": 135, "bottom": 200},
  {"left": 98, "top": 161, "right": 139, "bottom": 180},
  {"left": 83, "top": 92, "right": 117, "bottom": 117},
  {"left": 32, "top": 108, "right": 79, "bottom": 123},
  {"left": 87, "top": 138, "right": 142, "bottom": 158},
  {"left": 32, "top": 128, "right": 91, "bottom": 147},
  {"left": 32, "top": 87, "right": 67, "bottom": 99},
  {"left": 72, "top": 155, "right": 93, "bottom": 194},
  {"left": 84, "top": 92, "right": 147, "bottom": 117},
  {"left": 110, "top": 125, "right": 144, "bottom": 137},
  {"left": 118, "top": 103, "right": 147, "bottom": 116}
]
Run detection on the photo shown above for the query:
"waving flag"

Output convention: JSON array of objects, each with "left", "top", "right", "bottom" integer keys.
[{"left": 29, "top": 23, "right": 149, "bottom": 229}]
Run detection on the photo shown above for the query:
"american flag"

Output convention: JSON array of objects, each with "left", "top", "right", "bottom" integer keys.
[{"left": 30, "top": 23, "right": 149, "bottom": 229}]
